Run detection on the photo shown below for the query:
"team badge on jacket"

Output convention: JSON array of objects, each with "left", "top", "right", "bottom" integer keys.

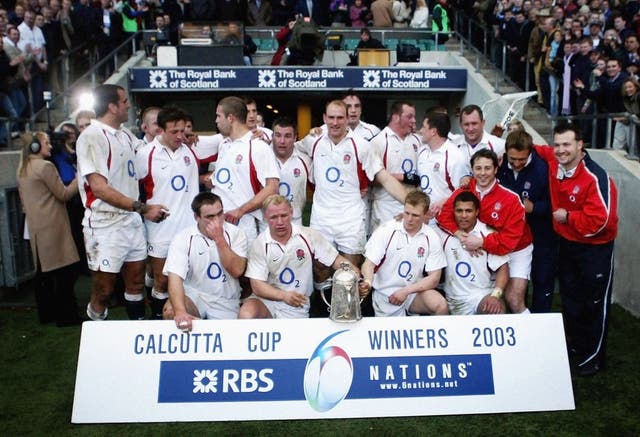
[{"left": 296, "top": 248, "right": 305, "bottom": 260}]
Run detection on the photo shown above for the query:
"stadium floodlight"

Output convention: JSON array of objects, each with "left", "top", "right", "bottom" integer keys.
[{"left": 76, "top": 91, "right": 95, "bottom": 112}]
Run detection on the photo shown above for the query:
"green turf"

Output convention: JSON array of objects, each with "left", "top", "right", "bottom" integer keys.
[{"left": 1, "top": 300, "right": 639, "bottom": 435}]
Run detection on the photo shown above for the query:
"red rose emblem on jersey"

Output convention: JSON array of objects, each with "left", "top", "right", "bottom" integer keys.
[
  {"left": 235, "top": 154, "right": 243, "bottom": 164},
  {"left": 293, "top": 168, "right": 301, "bottom": 178},
  {"left": 296, "top": 248, "right": 305, "bottom": 260},
  {"left": 184, "top": 156, "right": 191, "bottom": 166},
  {"left": 417, "top": 246, "right": 425, "bottom": 257},
  {"left": 433, "top": 162, "right": 440, "bottom": 172},
  {"left": 343, "top": 154, "right": 351, "bottom": 164}
]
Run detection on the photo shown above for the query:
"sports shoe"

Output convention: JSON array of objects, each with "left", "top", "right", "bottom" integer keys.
[
  {"left": 86, "top": 303, "right": 108, "bottom": 321},
  {"left": 577, "top": 360, "right": 602, "bottom": 377}
]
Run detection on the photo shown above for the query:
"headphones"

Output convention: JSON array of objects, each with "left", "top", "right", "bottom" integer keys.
[{"left": 29, "top": 137, "right": 41, "bottom": 154}]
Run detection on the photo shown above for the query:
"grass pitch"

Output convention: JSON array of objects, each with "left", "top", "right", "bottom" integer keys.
[{"left": 1, "top": 289, "right": 639, "bottom": 435}]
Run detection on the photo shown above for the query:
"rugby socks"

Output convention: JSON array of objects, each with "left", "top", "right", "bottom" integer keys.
[
  {"left": 86, "top": 302, "right": 108, "bottom": 321},
  {"left": 150, "top": 288, "right": 169, "bottom": 320},
  {"left": 520, "top": 308, "right": 531, "bottom": 314},
  {"left": 124, "top": 291, "right": 146, "bottom": 320}
]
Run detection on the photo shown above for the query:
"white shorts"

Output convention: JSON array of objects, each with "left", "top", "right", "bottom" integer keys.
[
  {"left": 147, "top": 240, "right": 171, "bottom": 258},
  {"left": 447, "top": 294, "right": 485, "bottom": 316},
  {"left": 84, "top": 216, "right": 147, "bottom": 273},
  {"left": 246, "top": 294, "right": 309, "bottom": 319},
  {"left": 185, "top": 287, "right": 239, "bottom": 320},
  {"left": 508, "top": 244, "right": 533, "bottom": 280},
  {"left": 312, "top": 218, "right": 366, "bottom": 255},
  {"left": 373, "top": 291, "right": 417, "bottom": 317}
]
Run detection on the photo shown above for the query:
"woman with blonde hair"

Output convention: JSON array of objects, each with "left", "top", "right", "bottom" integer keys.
[{"left": 17, "top": 131, "right": 81, "bottom": 326}]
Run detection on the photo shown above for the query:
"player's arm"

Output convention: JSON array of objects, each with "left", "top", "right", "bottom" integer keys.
[
  {"left": 249, "top": 278, "right": 307, "bottom": 308},
  {"left": 226, "top": 177, "right": 279, "bottom": 223},
  {"left": 373, "top": 168, "right": 411, "bottom": 203},
  {"left": 86, "top": 173, "right": 168, "bottom": 222},
  {"left": 482, "top": 200, "right": 527, "bottom": 255},
  {"left": 479, "top": 261, "right": 509, "bottom": 314},
  {"left": 207, "top": 219, "right": 247, "bottom": 278},
  {"left": 359, "top": 257, "right": 376, "bottom": 297},
  {"left": 389, "top": 268, "right": 442, "bottom": 305},
  {"left": 558, "top": 177, "right": 614, "bottom": 237},
  {"left": 167, "top": 272, "right": 199, "bottom": 331},
  {"left": 331, "top": 254, "right": 361, "bottom": 278},
  {"left": 435, "top": 188, "right": 462, "bottom": 235}
]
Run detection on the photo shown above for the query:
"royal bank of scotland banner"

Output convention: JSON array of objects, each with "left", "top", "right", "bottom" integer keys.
[
  {"left": 72, "top": 315, "right": 574, "bottom": 423},
  {"left": 128, "top": 67, "right": 467, "bottom": 92}
]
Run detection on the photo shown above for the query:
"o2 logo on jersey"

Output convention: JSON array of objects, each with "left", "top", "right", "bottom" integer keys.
[
  {"left": 171, "top": 175, "right": 186, "bottom": 191},
  {"left": 207, "top": 262, "right": 227, "bottom": 282},
  {"left": 401, "top": 159, "right": 414, "bottom": 174},
  {"left": 127, "top": 160, "right": 135, "bottom": 178},
  {"left": 304, "top": 330, "right": 353, "bottom": 412}
]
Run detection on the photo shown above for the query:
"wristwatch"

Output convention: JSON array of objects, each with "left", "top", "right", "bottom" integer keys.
[{"left": 132, "top": 200, "right": 147, "bottom": 214}]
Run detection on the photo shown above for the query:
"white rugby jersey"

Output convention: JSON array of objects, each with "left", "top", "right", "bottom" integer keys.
[
  {"left": 212, "top": 131, "right": 279, "bottom": 221},
  {"left": 437, "top": 221, "right": 508, "bottom": 312},
  {"left": 321, "top": 120, "right": 381, "bottom": 141},
  {"left": 276, "top": 151, "right": 312, "bottom": 225},
  {"left": 455, "top": 131, "right": 506, "bottom": 162},
  {"left": 135, "top": 139, "right": 200, "bottom": 245},
  {"left": 369, "top": 127, "right": 421, "bottom": 226},
  {"left": 299, "top": 131, "right": 379, "bottom": 228},
  {"left": 163, "top": 223, "right": 248, "bottom": 303},
  {"left": 364, "top": 219, "right": 446, "bottom": 298},
  {"left": 245, "top": 224, "right": 338, "bottom": 312},
  {"left": 417, "top": 139, "right": 470, "bottom": 206},
  {"left": 76, "top": 119, "right": 140, "bottom": 229},
  {"left": 190, "top": 133, "right": 224, "bottom": 162}
]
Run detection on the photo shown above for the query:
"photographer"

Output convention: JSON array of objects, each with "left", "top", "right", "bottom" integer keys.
[{"left": 51, "top": 123, "right": 87, "bottom": 272}]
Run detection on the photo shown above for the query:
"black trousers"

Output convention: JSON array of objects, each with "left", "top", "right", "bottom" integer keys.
[
  {"left": 558, "top": 238, "right": 614, "bottom": 368},
  {"left": 34, "top": 263, "right": 80, "bottom": 325}
]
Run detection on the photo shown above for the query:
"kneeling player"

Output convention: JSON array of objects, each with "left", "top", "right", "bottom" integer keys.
[
  {"left": 437, "top": 191, "right": 509, "bottom": 315},
  {"left": 360, "top": 190, "right": 449, "bottom": 317},
  {"left": 163, "top": 192, "right": 248, "bottom": 331}
]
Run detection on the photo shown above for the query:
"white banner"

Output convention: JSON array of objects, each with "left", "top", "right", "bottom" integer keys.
[{"left": 72, "top": 314, "right": 574, "bottom": 423}]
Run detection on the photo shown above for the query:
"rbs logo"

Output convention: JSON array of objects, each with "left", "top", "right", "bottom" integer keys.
[{"left": 193, "top": 368, "right": 274, "bottom": 394}]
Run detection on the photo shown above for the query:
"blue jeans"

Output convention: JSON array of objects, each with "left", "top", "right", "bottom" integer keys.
[
  {"left": 0, "top": 93, "right": 18, "bottom": 144},
  {"left": 548, "top": 74, "right": 559, "bottom": 117}
]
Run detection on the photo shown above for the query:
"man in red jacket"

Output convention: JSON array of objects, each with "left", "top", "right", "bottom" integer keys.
[
  {"left": 534, "top": 122, "right": 618, "bottom": 377},
  {"left": 437, "top": 148, "right": 534, "bottom": 314}
]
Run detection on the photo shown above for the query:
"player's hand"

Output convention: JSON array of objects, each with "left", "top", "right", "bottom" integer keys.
[
  {"left": 459, "top": 175, "right": 472, "bottom": 188},
  {"left": 205, "top": 216, "right": 225, "bottom": 244},
  {"left": 389, "top": 288, "right": 410, "bottom": 306},
  {"left": 282, "top": 291, "right": 307, "bottom": 308},
  {"left": 200, "top": 172, "right": 214, "bottom": 190},
  {"left": 309, "top": 126, "right": 323, "bottom": 136},
  {"left": 523, "top": 198, "right": 534, "bottom": 213},
  {"left": 552, "top": 208, "right": 568, "bottom": 223},
  {"left": 490, "top": 124, "right": 505, "bottom": 137},
  {"left": 174, "top": 311, "right": 200, "bottom": 332},
  {"left": 145, "top": 204, "right": 170, "bottom": 223},
  {"left": 460, "top": 233, "right": 483, "bottom": 251},
  {"left": 428, "top": 202, "right": 443, "bottom": 219},
  {"left": 480, "top": 296, "right": 503, "bottom": 314},
  {"left": 225, "top": 208, "right": 243, "bottom": 224},
  {"left": 358, "top": 279, "right": 371, "bottom": 297}
]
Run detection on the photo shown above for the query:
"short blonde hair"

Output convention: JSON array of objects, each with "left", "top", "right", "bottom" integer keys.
[{"left": 262, "top": 194, "right": 291, "bottom": 214}]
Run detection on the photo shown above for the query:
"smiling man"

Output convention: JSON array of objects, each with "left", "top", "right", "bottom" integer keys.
[
  {"left": 135, "top": 106, "right": 200, "bottom": 318},
  {"left": 534, "top": 123, "right": 618, "bottom": 376},
  {"left": 437, "top": 149, "right": 533, "bottom": 314},
  {"left": 497, "top": 130, "right": 557, "bottom": 313},
  {"left": 360, "top": 190, "right": 448, "bottom": 317},
  {"left": 437, "top": 191, "right": 509, "bottom": 315}
]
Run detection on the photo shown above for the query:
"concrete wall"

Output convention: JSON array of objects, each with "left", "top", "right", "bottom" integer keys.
[{"left": 592, "top": 150, "right": 640, "bottom": 316}]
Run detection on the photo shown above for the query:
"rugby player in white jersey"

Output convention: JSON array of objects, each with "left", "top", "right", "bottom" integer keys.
[
  {"left": 239, "top": 195, "right": 355, "bottom": 319},
  {"left": 360, "top": 190, "right": 449, "bottom": 317},
  {"left": 211, "top": 96, "right": 280, "bottom": 243},
  {"left": 437, "top": 191, "right": 509, "bottom": 315},
  {"left": 369, "top": 101, "right": 422, "bottom": 230},
  {"left": 271, "top": 116, "right": 312, "bottom": 226},
  {"left": 76, "top": 84, "right": 167, "bottom": 320},
  {"left": 135, "top": 106, "right": 200, "bottom": 318},
  {"left": 297, "top": 99, "right": 409, "bottom": 275},
  {"left": 416, "top": 109, "right": 469, "bottom": 221},
  {"left": 245, "top": 97, "right": 273, "bottom": 143},
  {"left": 163, "top": 192, "right": 248, "bottom": 331},
  {"left": 455, "top": 104, "right": 506, "bottom": 162}
]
